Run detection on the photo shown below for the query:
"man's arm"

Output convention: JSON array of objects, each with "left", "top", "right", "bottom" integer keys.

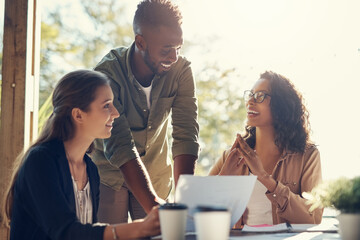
[
  {"left": 171, "top": 60, "right": 200, "bottom": 186},
  {"left": 120, "top": 157, "right": 161, "bottom": 213},
  {"left": 170, "top": 60, "right": 200, "bottom": 186},
  {"left": 95, "top": 51, "right": 162, "bottom": 211},
  {"left": 173, "top": 154, "right": 197, "bottom": 186}
]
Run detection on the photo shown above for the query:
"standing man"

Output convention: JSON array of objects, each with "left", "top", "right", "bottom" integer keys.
[{"left": 91, "top": 0, "right": 200, "bottom": 224}]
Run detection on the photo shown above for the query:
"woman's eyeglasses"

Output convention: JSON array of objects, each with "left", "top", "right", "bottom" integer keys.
[{"left": 243, "top": 90, "right": 271, "bottom": 103}]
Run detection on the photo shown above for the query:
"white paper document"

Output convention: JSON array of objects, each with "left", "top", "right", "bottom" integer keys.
[
  {"left": 175, "top": 175, "right": 257, "bottom": 232},
  {"left": 242, "top": 223, "right": 290, "bottom": 232}
]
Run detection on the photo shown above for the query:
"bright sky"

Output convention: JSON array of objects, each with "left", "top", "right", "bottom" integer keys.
[{"left": 1, "top": 0, "right": 359, "bottom": 180}]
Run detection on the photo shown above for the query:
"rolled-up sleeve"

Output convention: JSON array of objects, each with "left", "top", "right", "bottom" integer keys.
[
  {"left": 103, "top": 79, "right": 139, "bottom": 167},
  {"left": 95, "top": 60, "right": 139, "bottom": 168},
  {"left": 171, "top": 60, "right": 200, "bottom": 158},
  {"left": 266, "top": 147, "right": 323, "bottom": 224}
]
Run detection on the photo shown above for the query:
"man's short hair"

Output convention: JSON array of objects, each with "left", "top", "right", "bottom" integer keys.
[{"left": 133, "top": 0, "right": 183, "bottom": 34}]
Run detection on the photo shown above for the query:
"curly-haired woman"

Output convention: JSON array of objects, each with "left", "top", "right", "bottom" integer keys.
[{"left": 209, "top": 71, "right": 323, "bottom": 227}]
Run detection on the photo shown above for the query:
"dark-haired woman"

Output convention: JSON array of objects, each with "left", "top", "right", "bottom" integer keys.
[
  {"left": 210, "top": 71, "right": 323, "bottom": 227},
  {"left": 3, "top": 70, "right": 160, "bottom": 239}
]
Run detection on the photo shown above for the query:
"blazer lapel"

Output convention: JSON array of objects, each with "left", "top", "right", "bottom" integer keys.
[
  {"left": 85, "top": 155, "right": 99, "bottom": 222},
  {"left": 55, "top": 140, "right": 76, "bottom": 213}
]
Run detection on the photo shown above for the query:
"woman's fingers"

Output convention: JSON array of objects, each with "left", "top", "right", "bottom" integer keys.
[
  {"left": 220, "top": 148, "right": 245, "bottom": 175},
  {"left": 230, "top": 134, "right": 241, "bottom": 150},
  {"left": 226, "top": 148, "right": 239, "bottom": 165},
  {"left": 235, "top": 149, "right": 244, "bottom": 166},
  {"left": 234, "top": 135, "right": 264, "bottom": 175},
  {"left": 236, "top": 134, "right": 253, "bottom": 157},
  {"left": 228, "top": 148, "right": 246, "bottom": 167}
]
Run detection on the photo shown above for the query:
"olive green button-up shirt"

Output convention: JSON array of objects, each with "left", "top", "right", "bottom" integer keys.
[{"left": 91, "top": 43, "right": 200, "bottom": 198}]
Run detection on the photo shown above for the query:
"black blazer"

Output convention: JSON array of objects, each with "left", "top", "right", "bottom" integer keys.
[{"left": 10, "top": 139, "right": 106, "bottom": 240}]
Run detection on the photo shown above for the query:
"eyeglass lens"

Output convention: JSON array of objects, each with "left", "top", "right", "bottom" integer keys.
[{"left": 244, "top": 91, "right": 266, "bottom": 103}]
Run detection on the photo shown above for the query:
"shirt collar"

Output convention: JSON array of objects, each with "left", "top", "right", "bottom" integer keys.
[{"left": 125, "top": 42, "right": 136, "bottom": 83}]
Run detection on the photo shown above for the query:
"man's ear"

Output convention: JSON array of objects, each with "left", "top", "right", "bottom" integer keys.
[
  {"left": 71, "top": 108, "right": 85, "bottom": 124},
  {"left": 135, "top": 34, "right": 147, "bottom": 51}
]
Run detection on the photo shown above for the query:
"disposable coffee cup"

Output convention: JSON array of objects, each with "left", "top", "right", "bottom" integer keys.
[
  {"left": 159, "top": 203, "right": 188, "bottom": 240},
  {"left": 194, "top": 205, "right": 231, "bottom": 240}
]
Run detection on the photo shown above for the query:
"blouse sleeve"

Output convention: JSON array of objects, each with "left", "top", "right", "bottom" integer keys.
[
  {"left": 265, "top": 147, "right": 323, "bottom": 224},
  {"left": 17, "top": 147, "right": 106, "bottom": 240},
  {"left": 208, "top": 150, "right": 228, "bottom": 175}
]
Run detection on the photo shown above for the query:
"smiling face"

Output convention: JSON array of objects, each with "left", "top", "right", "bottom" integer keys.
[
  {"left": 246, "top": 78, "right": 273, "bottom": 128},
  {"left": 141, "top": 25, "right": 183, "bottom": 75},
  {"left": 81, "top": 85, "right": 119, "bottom": 140}
]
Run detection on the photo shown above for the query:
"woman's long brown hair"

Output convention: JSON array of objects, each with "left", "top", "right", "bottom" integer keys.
[{"left": 1, "top": 70, "right": 109, "bottom": 227}]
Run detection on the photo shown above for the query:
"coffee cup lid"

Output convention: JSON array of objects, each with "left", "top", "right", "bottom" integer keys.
[
  {"left": 194, "top": 205, "right": 228, "bottom": 212},
  {"left": 159, "top": 203, "right": 188, "bottom": 210}
]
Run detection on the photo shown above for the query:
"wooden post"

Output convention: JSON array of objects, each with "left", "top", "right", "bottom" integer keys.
[{"left": 0, "top": 0, "right": 40, "bottom": 238}]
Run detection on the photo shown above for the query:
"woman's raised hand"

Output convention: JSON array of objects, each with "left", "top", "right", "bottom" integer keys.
[
  {"left": 234, "top": 134, "right": 267, "bottom": 177},
  {"left": 219, "top": 148, "right": 244, "bottom": 175}
]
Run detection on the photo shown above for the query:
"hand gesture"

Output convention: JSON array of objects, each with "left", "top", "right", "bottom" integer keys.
[
  {"left": 233, "top": 134, "right": 267, "bottom": 177},
  {"left": 219, "top": 148, "right": 244, "bottom": 175}
]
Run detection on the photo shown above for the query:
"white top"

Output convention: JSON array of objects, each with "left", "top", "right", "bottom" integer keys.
[
  {"left": 71, "top": 177, "right": 93, "bottom": 224},
  {"left": 138, "top": 82, "right": 153, "bottom": 109},
  {"left": 243, "top": 174, "right": 273, "bottom": 225}
]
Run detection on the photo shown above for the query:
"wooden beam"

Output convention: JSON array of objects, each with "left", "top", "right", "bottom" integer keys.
[{"left": 0, "top": 0, "right": 40, "bottom": 238}]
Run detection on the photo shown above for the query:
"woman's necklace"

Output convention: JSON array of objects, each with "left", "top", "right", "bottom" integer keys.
[{"left": 66, "top": 152, "right": 87, "bottom": 189}]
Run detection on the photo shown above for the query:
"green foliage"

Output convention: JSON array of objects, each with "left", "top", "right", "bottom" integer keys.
[
  {"left": 40, "top": 17, "right": 81, "bottom": 106},
  {"left": 38, "top": 0, "right": 133, "bottom": 130},
  {"left": 81, "top": 0, "right": 133, "bottom": 47},
  {"left": 196, "top": 65, "right": 247, "bottom": 172},
  {"left": 38, "top": 93, "right": 53, "bottom": 132},
  {"left": 308, "top": 176, "right": 360, "bottom": 213}
]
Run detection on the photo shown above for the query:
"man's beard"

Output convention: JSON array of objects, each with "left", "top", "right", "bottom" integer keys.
[{"left": 144, "top": 48, "right": 160, "bottom": 75}]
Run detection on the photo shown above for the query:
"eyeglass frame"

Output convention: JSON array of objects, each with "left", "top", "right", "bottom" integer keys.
[{"left": 243, "top": 90, "right": 271, "bottom": 103}]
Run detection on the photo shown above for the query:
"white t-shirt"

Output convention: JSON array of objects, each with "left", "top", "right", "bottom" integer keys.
[
  {"left": 243, "top": 174, "right": 273, "bottom": 225},
  {"left": 138, "top": 82, "right": 153, "bottom": 109}
]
